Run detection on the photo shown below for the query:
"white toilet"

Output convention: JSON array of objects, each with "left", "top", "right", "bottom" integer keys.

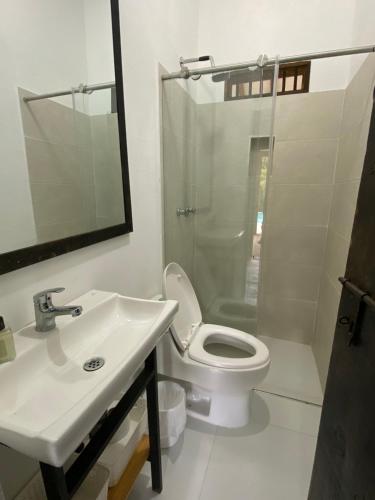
[{"left": 159, "top": 262, "right": 270, "bottom": 428}]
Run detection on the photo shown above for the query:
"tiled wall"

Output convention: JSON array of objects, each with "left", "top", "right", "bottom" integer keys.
[
  {"left": 312, "top": 55, "right": 375, "bottom": 390},
  {"left": 162, "top": 83, "right": 347, "bottom": 346},
  {"left": 259, "top": 91, "right": 344, "bottom": 344},
  {"left": 91, "top": 114, "right": 124, "bottom": 229},
  {"left": 162, "top": 79, "right": 196, "bottom": 280},
  {"left": 193, "top": 98, "right": 273, "bottom": 325},
  {"left": 20, "top": 89, "right": 123, "bottom": 243}
]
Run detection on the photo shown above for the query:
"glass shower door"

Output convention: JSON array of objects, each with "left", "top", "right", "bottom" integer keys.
[{"left": 162, "top": 63, "right": 278, "bottom": 335}]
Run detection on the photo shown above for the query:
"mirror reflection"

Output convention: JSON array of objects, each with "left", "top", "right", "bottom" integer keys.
[{"left": 0, "top": 0, "right": 125, "bottom": 255}]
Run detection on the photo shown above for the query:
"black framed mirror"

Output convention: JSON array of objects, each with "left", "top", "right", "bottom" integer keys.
[{"left": 0, "top": 0, "right": 132, "bottom": 275}]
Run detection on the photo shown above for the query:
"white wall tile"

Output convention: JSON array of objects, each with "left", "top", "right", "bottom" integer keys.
[
  {"left": 261, "top": 260, "right": 321, "bottom": 301},
  {"left": 262, "top": 224, "right": 327, "bottom": 267},
  {"left": 266, "top": 184, "right": 333, "bottom": 227},
  {"left": 274, "top": 91, "right": 344, "bottom": 141},
  {"left": 311, "top": 56, "right": 375, "bottom": 390},
  {"left": 258, "top": 294, "right": 317, "bottom": 344},
  {"left": 335, "top": 124, "right": 370, "bottom": 182},
  {"left": 324, "top": 230, "right": 350, "bottom": 289},
  {"left": 330, "top": 180, "right": 360, "bottom": 240},
  {"left": 341, "top": 54, "right": 375, "bottom": 134},
  {"left": 272, "top": 138, "right": 338, "bottom": 185},
  {"left": 163, "top": 80, "right": 196, "bottom": 278},
  {"left": 313, "top": 275, "right": 341, "bottom": 390}
]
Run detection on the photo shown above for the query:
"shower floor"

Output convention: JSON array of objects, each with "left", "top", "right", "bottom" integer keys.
[{"left": 257, "top": 335, "right": 323, "bottom": 405}]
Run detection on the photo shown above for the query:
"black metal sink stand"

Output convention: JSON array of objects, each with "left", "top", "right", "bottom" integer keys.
[{"left": 39, "top": 348, "right": 162, "bottom": 499}]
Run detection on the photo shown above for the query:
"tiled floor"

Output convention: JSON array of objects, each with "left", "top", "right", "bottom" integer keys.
[
  {"left": 128, "top": 391, "right": 321, "bottom": 500},
  {"left": 258, "top": 335, "right": 323, "bottom": 405}
]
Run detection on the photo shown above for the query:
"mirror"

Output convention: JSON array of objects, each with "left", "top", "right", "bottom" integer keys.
[{"left": 0, "top": 0, "right": 132, "bottom": 274}]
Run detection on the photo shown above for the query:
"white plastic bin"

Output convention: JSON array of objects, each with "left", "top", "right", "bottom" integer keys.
[{"left": 158, "top": 381, "right": 186, "bottom": 448}]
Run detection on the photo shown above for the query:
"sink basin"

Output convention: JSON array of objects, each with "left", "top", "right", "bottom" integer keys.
[{"left": 0, "top": 290, "right": 178, "bottom": 466}]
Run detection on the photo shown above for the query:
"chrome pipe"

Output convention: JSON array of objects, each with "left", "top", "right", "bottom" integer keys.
[
  {"left": 162, "top": 44, "right": 375, "bottom": 80},
  {"left": 23, "top": 81, "right": 116, "bottom": 103}
]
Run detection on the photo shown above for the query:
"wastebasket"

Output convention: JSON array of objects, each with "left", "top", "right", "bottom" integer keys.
[{"left": 158, "top": 381, "right": 186, "bottom": 448}]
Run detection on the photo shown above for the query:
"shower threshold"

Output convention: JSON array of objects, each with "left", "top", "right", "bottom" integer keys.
[{"left": 256, "top": 335, "right": 323, "bottom": 406}]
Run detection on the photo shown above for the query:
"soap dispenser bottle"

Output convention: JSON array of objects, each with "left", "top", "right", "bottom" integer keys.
[{"left": 0, "top": 316, "right": 16, "bottom": 363}]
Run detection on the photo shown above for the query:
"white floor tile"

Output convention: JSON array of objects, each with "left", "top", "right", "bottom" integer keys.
[
  {"left": 128, "top": 418, "right": 216, "bottom": 500},
  {"left": 200, "top": 422, "right": 316, "bottom": 500},
  {"left": 252, "top": 391, "right": 321, "bottom": 437},
  {"left": 129, "top": 336, "right": 323, "bottom": 500},
  {"left": 258, "top": 335, "right": 323, "bottom": 404},
  {"left": 128, "top": 395, "right": 318, "bottom": 500}
]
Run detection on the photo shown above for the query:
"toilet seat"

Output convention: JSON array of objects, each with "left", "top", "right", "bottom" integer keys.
[
  {"left": 163, "top": 262, "right": 270, "bottom": 371},
  {"left": 189, "top": 323, "right": 270, "bottom": 370}
]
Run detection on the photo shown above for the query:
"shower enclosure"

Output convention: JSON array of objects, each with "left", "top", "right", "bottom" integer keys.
[
  {"left": 161, "top": 46, "right": 375, "bottom": 405},
  {"left": 162, "top": 63, "right": 277, "bottom": 337}
]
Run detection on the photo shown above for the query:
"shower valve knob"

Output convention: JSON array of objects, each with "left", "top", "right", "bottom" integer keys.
[
  {"left": 176, "top": 207, "right": 197, "bottom": 217},
  {"left": 176, "top": 208, "right": 188, "bottom": 217}
]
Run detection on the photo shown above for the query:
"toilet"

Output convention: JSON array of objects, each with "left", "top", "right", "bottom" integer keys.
[{"left": 159, "top": 262, "right": 270, "bottom": 428}]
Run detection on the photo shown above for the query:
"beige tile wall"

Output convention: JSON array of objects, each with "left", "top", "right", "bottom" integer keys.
[
  {"left": 312, "top": 54, "right": 375, "bottom": 390},
  {"left": 162, "top": 66, "right": 375, "bottom": 358},
  {"left": 162, "top": 84, "right": 348, "bottom": 345},
  {"left": 194, "top": 92, "right": 345, "bottom": 339},
  {"left": 91, "top": 114, "right": 124, "bottom": 229},
  {"left": 20, "top": 89, "right": 124, "bottom": 242},
  {"left": 162, "top": 80, "right": 196, "bottom": 280},
  {"left": 259, "top": 91, "right": 344, "bottom": 344},
  {"left": 193, "top": 98, "right": 273, "bottom": 319}
]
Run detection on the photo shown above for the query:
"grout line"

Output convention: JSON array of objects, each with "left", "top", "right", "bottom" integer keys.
[
  {"left": 254, "top": 388, "right": 323, "bottom": 407},
  {"left": 197, "top": 424, "right": 218, "bottom": 500}
]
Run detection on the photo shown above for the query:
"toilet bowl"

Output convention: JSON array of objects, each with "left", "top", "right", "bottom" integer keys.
[{"left": 160, "top": 262, "right": 270, "bottom": 428}]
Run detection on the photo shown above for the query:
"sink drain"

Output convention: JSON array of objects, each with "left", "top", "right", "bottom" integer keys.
[{"left": 83, "top": 357, "right": 105, "bottom": 371}]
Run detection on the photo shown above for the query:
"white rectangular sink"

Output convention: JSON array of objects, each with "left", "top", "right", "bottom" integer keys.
[{"left": 0, "top": 290, "right": 178, "bottom": 466}]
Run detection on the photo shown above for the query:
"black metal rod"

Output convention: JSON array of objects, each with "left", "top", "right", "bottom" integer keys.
[
  {"left": 145, "top": 349, "right": 163, "bottom": 493},
  {"left": 40, "top": 464, "right": 69, "bottom": 500},
  {"left": 339, "top": 277, "right": 375, "bottom": 310},
  {"left": 66, "top": 364, "right": 154, "bottom": 497}
]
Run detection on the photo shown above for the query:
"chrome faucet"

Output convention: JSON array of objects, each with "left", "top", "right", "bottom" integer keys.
[{"left": 33, "top": 288, "right": 83, "bottom": 332}]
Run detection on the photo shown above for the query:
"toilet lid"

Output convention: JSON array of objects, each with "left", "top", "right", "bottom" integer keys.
[{"left": 163, "top": 262, "right": 202, "bottom": 351}]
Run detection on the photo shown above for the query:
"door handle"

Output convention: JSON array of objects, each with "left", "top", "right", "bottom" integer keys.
[{"left": 338, "top": 277, "right": 374, "bottom": 346}]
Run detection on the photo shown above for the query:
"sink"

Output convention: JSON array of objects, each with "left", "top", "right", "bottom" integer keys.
[{"left": 0, "top": 290, "right": 178, "bottom": 466}]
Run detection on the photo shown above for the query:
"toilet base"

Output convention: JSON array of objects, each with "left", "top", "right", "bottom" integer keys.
[{"left": 186, "top": 383, "right": 252, "bottom": 428}]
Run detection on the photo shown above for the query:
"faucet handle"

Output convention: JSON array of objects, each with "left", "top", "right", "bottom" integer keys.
[{"left": 33, "top": 287, "right": 65, "bottom": 305}]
